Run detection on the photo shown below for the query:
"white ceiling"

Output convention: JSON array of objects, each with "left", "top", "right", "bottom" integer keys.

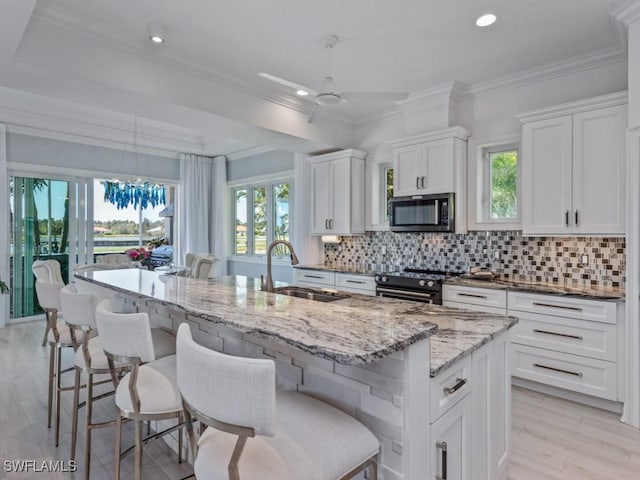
[{"left": 0, "top": 0, "right": 631, "bottom": 155}]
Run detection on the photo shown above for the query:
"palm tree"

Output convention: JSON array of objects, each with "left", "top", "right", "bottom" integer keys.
[{"left": 0, "top": 279, "right": 8, "bottom": 295}]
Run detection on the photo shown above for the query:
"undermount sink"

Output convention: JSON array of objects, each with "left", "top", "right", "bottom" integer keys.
[{"left": 272, "top": 286, "right": 350, "bottom": 303}]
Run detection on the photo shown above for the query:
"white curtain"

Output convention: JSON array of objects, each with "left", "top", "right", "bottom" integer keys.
[
  {"left": 0, "top": 124, "right": 9, "bottom": 327},
  {"left": 176, "top": 154, "right": 227, "bottom": 276},
  {"left": 292, "top": 153, "right": 322, "bottom": 265}
]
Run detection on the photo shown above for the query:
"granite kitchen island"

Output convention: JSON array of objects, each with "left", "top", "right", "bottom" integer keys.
[{"left": 76, "top": 269, "right": 517, "bottom": 480}]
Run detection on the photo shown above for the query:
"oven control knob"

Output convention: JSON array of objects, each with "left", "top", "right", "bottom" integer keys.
[
  {"left": 427, "top": 281, "right": 434, "bottom": 288},
  {"left": 419, "top": 280, "right": 426, "bottom": 286}
]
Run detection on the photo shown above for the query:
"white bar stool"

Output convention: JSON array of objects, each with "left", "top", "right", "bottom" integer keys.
[
  {"left": 95, "top": 299, "right": 183, "bottom": 480},
  {"left": 176, "top": 323, "right": 380, "bottom": 480},
  {"left": 32, "top": 259, "right": 65, "bottom": 346},
  {"left": 60, "top": 285, "right": 125, "bottom": 480}
]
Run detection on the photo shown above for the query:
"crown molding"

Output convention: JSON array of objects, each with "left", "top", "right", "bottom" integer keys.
[
  {"left": 32, "top": 6, "right": 354, "bottom": 129},
  {"left": 0, "top": 86, "right": 204, "bottom": 157},
  {"left": 388, "top": 126, "right": 471, "bottom": 147},
  {"left": 516, "top": 90, "right": 628, "bottom": 123},
  {"left": 309, "top": 148, "right": 367, "bottom": 162},
  {"left": 614, "top": 0, "right": 640, "bottom": 26},
  {"left": 226, "top": 145, "right": 276, "bottom": 161},
  {"left": 460, "top": 47, "right": 627, "bottom": 102},
  {"left": 396, "top": 81, "right": 467, "bottom": 109}
]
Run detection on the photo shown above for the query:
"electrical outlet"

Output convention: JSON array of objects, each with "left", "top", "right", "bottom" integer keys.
[
  {"left": 493, "top": 250, "right": 501, "bottom": 260},
  {"left": 381, "top": 245, "right": 387, "bottom": 255},
  {"left": 580, "top": 254, "right": 589, "bottom": 265}
]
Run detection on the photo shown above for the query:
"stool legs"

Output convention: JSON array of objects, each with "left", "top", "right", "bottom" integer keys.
[
  {"left": 42, "top": 309, "right": 56, "bottom": 347},
  {"left": 70, "top": 368, "right": 81, "bottom": 460},
  {"left": 47, "top": 343, "right": 55, "bottom": 428},
  {"left": 135, "top": 420, "right": 143, "bottom": 480},
  {"left": 114, "top": 412, "right": 122, "bottom": 480},
  {"left": 83, "top": 373, "right": 94, "bottom": 480},
  {"left": 55, "top": 346, "right": 62, "bottom": 446}
]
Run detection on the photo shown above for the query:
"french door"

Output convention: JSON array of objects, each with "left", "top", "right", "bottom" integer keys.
[{"left": 9, "top": 175, "right": 92, "bottom": 321}]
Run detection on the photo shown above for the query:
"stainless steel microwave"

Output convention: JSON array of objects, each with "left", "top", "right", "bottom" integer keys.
[{"left": 389, "top": 193, "right": 455, "bottom": 232}]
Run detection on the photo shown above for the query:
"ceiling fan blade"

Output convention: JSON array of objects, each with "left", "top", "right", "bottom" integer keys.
[
  {"left": 340, "top": 92, "right": 410, "bottom": 103},
  {"left": 307, "top": 104, "right": 324, "bottom": 124},
  {"left": 258, "top": 72, "right": 318, "bottom": 96}
]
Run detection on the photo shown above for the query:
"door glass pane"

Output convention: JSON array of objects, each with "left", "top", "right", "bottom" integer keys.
[
  {"left": 234, "top": 189, "right": 247, "bottom": 255},
  {"left": 10, "top": 177, "right": 70, "bottom": 318},
  {"left": 273, "top": 183, "right": 290, "bottom": 256},
  {"left": 253, "top": 187, "right": 267, "bottom": 255}
]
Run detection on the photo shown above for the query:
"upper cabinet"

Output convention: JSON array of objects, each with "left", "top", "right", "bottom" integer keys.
[
  {"left": 519, "top": 92, "right": 627, "bottom": 236},
  {"left": 389, "top": 127, "right": 470, "bottom": 232},
  {"left": 310, "top": 149, "right": 366, "bottom": 236}
]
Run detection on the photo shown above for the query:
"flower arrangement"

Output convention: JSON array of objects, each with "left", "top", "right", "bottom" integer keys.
[{"left": 126, "top": 247, "right": 151, "bottom": 262}]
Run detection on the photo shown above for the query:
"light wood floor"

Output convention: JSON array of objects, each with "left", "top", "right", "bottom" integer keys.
[{"left": 1, "top": 321, "right": 640, "bottom": 479}]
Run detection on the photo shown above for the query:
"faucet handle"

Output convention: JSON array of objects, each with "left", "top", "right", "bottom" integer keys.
[{"left": 260, "top": 274, "right": 266, "bottom": 291}]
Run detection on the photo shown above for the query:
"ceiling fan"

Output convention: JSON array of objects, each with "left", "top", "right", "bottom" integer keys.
[{"left": 258, "top": 35, "right": 409, "bottom": 123}]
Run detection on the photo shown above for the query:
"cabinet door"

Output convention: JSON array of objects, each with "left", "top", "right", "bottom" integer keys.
[
  {"left": 329, "top": 157, "right": 351, "bottom": 234},
  {"left": 393, "top": 144, "right": 423, "bottom": 196},
  {"left": 430, "top": 395, "right": 471, "bottom": 480},
  {"left": 423, "top": 139, "right": 455, "bottom": 194},
  {"left": 572, "top": 105, "right": 626, "bottom": 235},
  {"left": 522, "top": 116, "right": 573, "bottom": 234},
  {"left": 310, "top": 161, "right": 332, "bottom": 234}
]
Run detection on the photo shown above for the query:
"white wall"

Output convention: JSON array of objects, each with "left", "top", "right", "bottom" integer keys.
[{"left": 7, "top": 133, "right": 179, "bottom": 180}]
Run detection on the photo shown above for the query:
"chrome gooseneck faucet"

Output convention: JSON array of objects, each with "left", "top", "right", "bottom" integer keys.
[{"left": 261, "top": 240, "right": 300, "bottom": 292}]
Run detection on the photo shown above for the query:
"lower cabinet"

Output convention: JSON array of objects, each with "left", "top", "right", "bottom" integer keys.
[
  {"left": 429, "top": 331, "right": 511, "bottom": 480},
  {"left": 294, "top": 268, "right": 376, "bottom": 296},
  {"left": 430, "top": 395, "right": 472, "bottom": 480}
]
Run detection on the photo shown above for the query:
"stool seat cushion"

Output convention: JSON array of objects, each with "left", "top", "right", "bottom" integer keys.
[
  {"left": 115, "top": 355, "right": 181, "bottom": 415},
  {"left": 48, "top": 323, "right": 74, "bottom": 345},
  {"left": 194, "top": 390, "right": 379, "bottom": 480},
  {"left": 150, "top": 328, "right": 177, "bottom": 359},
  {"left": 74, "top": 336, "right": 121, "bottom": 371}
]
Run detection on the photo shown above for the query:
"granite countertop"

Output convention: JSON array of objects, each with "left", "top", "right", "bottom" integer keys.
[
  {"left": 77, "top": 270, "right": 517, "bottom": 369},
  {"left": 445, "top": 276, "right": 625, "bottom": 301},
  {"left": 295, "top": 264, "right": 375, "bottom": 276}
]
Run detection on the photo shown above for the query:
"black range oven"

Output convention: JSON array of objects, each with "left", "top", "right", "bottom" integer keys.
[{"left": 374, "top": 269, "right": 461, "bottom": 304}]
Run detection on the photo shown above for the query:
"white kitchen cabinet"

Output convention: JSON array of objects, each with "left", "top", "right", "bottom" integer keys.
[
  {"left": 430, "top": 394, "right": 472, "bottom": 480},
  {"left": 309, "top": 149, "right": 366, "bottom": 235},
  {"left": 294, "top": 268, "right": 376, "bottom": 296},
  {"left": 519, "top": 93, "right": 627, "bottom": 235}
]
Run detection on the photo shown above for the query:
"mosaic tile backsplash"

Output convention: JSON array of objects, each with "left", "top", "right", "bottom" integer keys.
[{"left": 324, "top": 231, "right": 625, "bottom": 288}]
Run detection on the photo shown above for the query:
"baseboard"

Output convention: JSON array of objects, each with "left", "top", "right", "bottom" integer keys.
[
  {"left": 512, "top": 376, "right": 624, "bottom": 415},
  {"left": 7, "top": 314, "right": 46, "bottom": 325}
]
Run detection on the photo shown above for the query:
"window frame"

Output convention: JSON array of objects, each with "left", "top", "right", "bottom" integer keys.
[
  {"left": 231, "top": 176, "right": 293, "bottom": 258},
  {"left": 468, "top": 135, "right": 521, "bottom": 231}
]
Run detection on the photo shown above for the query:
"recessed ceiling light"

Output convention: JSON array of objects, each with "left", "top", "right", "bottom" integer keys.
[
  {"left": 296, "top": 90, "right": 309, "bottom": 96},
  {"left": 147, "top": 21, "right": 167, "bottom": 44},
  {"left": 475, "top": 13, "right": 497, "bottom": 27}
]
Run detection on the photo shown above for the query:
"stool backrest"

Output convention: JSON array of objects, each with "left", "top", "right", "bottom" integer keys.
[
  {"left": 176, "top": 323, "right": 276, "bottom": 436},
  {"left": 191, "top": 255, "right": 219, "bottom": 279},
  {"left": 32, "top": 259, "right": 64, "bottom": 283},
  {"left": 95, "top": 299, "right": 156, "bottom": 363},
  {"left": 35, "top": 280, "right": 63, "bottom": 310},
  {"left": 60, "top": 284, "right": 98, "bottom": 330}
]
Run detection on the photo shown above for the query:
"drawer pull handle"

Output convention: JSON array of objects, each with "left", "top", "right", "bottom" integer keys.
[
  {"left": 532, "top": 302, "right": 583, "bottom": 312},
  {"left": 533, "top": 363, "right": 583, "bottom": 377},
  {"left": 533, "top": 329, "right": 583, "bottom": 340},
  {"left": 346, "top": 280, "right": 365, "bottom": 284},
  {"left": 457, "top": 293, "right": 488, "bottom": 299},
  {"left": 443, "top": 377, "right": 467, "bottom": 395},
  {"left": 436, "top": 441, "right": 448, "bottom": 480},
  {"left": 303, "top": 275, "right": 324, "bottom": 279}
]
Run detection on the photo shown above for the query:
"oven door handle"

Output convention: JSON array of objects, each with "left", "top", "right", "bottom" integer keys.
[{"left": 376, "top": 287, "right": 435, "bottom": 301}]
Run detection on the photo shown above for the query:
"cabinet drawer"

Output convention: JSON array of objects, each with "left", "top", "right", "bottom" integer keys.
[
  {"left": 512, "top": 311, "right": 617, "bottom": 361},
  {"left": 443, "top": 300, "right": 507, "bottom": 316},
  {"left": 443, "top": 285, "right": 507, "bottom": 309},
  {"left": 335, "top": 273, "right": 376, "bottom": 294},
  {"left": 512, "top": 344, "right": 617, "bottom": 401},
  {"left": 430, "top": 355, "right": 472, "bottom": 423},
  {"left": 508, "top": 292, "right": 616, "bottom": 324},
  {"left": 294, "top": 269, "right": 335, "bottom": 286}
]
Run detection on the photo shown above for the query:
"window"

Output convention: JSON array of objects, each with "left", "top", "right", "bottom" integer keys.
[
  {"left": 233, "top": 181, "right": 291, "bottom": 256},
  {"left": 483, "top": 145, "right": 519, "bottom": 223},
  {"left": 383, "top": 166, "right": 394, "bottom": 221}
]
